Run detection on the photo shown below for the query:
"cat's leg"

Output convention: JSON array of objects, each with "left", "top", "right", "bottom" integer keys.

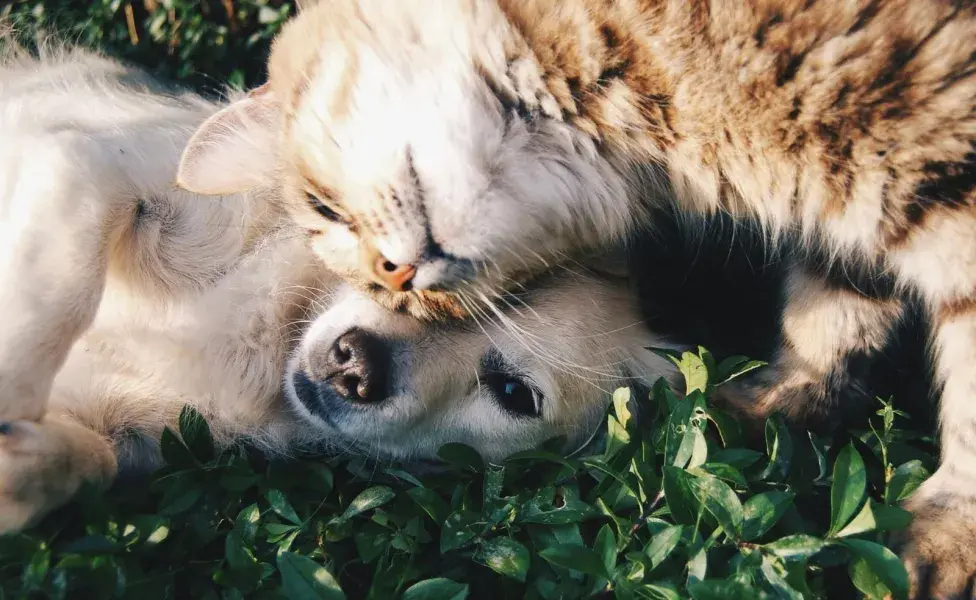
[
  {"left": 717, "top": 263, "right": 905, "bottom": 431},
  {"left": 0, "top": 133, "right": 132, "bottom": 421},
  {"left": 888, "top": 208, "right": 976, "bottom": 599}
]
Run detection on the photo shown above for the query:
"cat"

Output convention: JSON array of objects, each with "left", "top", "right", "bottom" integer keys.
[{"left": 175, "top": 1, "right": 976, "bottom": 595}]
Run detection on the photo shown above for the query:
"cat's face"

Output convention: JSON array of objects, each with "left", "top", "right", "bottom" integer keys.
[
  {"left": 284, "top": 271, "right": 674, "bottom": 462},
  {"left": 177, "top": 0, "right": 635, "bottom": 320}
]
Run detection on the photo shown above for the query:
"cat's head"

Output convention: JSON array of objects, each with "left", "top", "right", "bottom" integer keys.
[{"left": 176, "top": 0, "right": 636, "bottom": 321}]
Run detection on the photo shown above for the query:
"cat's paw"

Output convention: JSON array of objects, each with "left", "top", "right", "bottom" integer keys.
[
  {"left": 712, "top": 365, "right": 823, "bottom": 427},
  {"left": 0, "top": 418, "right": 116, "bottom": 534},
  {"left": 899, "top": 479, "right": 976, "bottom": 600}
]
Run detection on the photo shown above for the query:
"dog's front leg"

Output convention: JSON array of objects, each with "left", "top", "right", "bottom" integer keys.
[{"left": 0, "top": 134, "right": 129, "bottom": 421}]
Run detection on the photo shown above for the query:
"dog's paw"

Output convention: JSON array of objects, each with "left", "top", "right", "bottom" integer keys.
[
  {"left": 0, "top": 417, "right": 116, "bottom": 534},
  {"left": 898, "top": 480, "right": 976, "bottom": 600}
]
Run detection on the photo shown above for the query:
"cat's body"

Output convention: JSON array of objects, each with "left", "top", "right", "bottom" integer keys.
[{"left": 176, "top": 1, "right": 976, "bottom": 595}]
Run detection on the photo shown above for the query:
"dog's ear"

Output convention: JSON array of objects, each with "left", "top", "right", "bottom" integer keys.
[{"left": 177, "top": 83, "right": 281, "bottom": 196}]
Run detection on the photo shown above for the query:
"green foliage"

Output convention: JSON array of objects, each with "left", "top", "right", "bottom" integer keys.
[
  {"left": 2, "top": 0, "right": 297, "bottom": 91},
  {"left": 0, "top": 349, "right": 938, "bottom": 599}
]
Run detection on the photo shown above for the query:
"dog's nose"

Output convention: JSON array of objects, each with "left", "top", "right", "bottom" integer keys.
[
  {"left": 372, "top": 255, "right": 416, "bottom": 292},
  {"left": 318, "top": 328, "right": 390, "bottom": 403}
]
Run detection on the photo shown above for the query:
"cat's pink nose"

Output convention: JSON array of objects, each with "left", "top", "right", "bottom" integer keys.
[{"left": 372, "top": 256, "right": 416, "bottom": 292}]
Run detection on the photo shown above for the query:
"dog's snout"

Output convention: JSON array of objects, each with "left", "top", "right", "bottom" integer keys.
[{"left": 317, "top": 328, "right": 390, "bottom": 403}]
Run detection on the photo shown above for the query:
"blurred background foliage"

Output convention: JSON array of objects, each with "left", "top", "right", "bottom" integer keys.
[{"left": 1, "top": 0, "right": 296, "bottom": 93}]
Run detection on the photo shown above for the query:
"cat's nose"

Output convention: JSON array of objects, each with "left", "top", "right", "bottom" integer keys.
[
  {"left": 371, "top": 255, "right": 417, "bottom": 292},
  {"left": 315, "top": 328, "right": 390, "bottom": 403}
]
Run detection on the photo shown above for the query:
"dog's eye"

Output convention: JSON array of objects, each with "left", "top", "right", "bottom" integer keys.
[
  {"left": 305, "top": 192, "right": 343, "bottom": 223},
  {"left": 484, "top": 370, "right": 541, "bottom": 418}
]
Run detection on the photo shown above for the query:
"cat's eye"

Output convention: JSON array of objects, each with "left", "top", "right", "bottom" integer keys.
[
  {"left": 305, "top": 191, "right": 343, "bottom": 223},
  {"left": 484, "top": 369, "right": 541, "bottom": 418}
]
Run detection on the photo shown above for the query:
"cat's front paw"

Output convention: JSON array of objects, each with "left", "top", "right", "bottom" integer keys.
[
  {"left": 712, "top": 364, "right": 825, "bottom": 428},
  {"left": 0, "top": 418, "right": 116, "bottom": 534},
  {"left": 899, "top": 479, "right": 976, "bottom": 600}
]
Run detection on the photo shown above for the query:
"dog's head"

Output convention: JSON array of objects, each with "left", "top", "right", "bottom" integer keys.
[{"left": 285, "top": 270, "right": 675, "bottom": 462}]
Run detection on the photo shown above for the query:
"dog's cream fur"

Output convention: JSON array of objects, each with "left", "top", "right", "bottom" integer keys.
[{"left": 0, "top": 44, "right": 676, "bottom": 533}]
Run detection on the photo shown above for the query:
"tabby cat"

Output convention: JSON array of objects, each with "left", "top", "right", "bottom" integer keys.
[{"left": 177, "top": 1, "right": 976, "bottom": 595}]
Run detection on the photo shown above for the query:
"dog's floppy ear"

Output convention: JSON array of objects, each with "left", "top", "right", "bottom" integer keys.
[{"left": 177, "top": 83, "right": 281, "bottom": 196}]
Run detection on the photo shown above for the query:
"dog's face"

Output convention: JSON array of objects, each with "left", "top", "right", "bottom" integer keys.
[{"left": 284, "top": 272, "right": 674, "bottom": 462}]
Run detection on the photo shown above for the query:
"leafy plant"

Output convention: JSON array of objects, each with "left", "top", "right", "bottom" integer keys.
[
  {"left": 0, "top": 348, "right": 938, "bottom": 599},
  {"left": 2, "top": 0, "right": 296, "bottom": 92}
]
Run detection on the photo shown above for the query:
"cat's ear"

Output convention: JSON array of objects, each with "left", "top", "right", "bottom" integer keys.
[{"left": 177, "top": 83, "right": 281, "bottom": 196}]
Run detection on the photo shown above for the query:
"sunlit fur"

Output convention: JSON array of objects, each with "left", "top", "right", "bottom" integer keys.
[
  {"left": 175, "top": 2, "right": 976, "bottom": 594},
  {"left": 0, "top": 44, "right": 677, "bottom": 534},
  {"left": 284, "top": 271, "right": 672, "bottom": 464}
]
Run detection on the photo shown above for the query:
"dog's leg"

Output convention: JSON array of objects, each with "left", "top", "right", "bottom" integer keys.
[
  {"left": 0, "top": 413, "right": 117, "bottom": 533},
  {"left": 0, "top": 134, "right": 131, "bottom": 421}
]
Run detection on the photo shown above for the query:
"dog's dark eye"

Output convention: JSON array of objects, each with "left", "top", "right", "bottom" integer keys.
[
  {"left": 484, "top": 370, "right": 541, "bottom": 418},
  {"left": 305, "top": 192, "right": 343, "bottom": 223}
]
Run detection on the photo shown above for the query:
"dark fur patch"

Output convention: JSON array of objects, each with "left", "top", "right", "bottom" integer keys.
[{"left": 846, "top": 0, "right": 881, "bottom": 36}]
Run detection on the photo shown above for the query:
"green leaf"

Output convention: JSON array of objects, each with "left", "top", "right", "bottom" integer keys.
[
  {"left": 437, "top": 443, "right": 484, "bottom": 473},
  {"left": 265, "top": 489, "right": 302, "bottom": 526},
  {"left": 477, "top": 537, "right": 530, "bottom": 582},
  {"left": 178, "top": 405, "right": 214, "bottom": 462},
  {"left": 690, "top": 463, "right": 748, "bottom": 489},
  {"left": 483, "top": 464, "right": 505, "bottom": 506},
  {"left": 594, "top": 524, "right": 617, "bottom": 579},
  {"left": 665, "top": 392, "right": 707, "bottom": 468},
  {"left": 677, "top": 351, "right": 709, "bottom": 395},
  {"left": 539, "top": 543, "right": 611, "bottom": 579},
  {"left": 716, "top": 356, "right": 767, "bottom": 385},
  {"left": 605, "top": 414, "right": 632, "bottom": 458},
  {"left": 763, "top": 535, "right": 825, "bottom": 560},
  {"left": 662, "top": 466, "right": 702, "bottom": 526},
  {"left": 408, "top": 488, "right": 451, "bottom": 524},
  {"left": 504, "top": 450, "right": 580, "bottom": 472},
  {"left": 340, "top": 486, "right": 395, "bottom": 520},
  {"left": 835, "top": 501, "right": 913, "bottom": 538},
  {"left": 759, "top": 555, "right": 804, "bottom": 600},
  {"left": 692, "top": 474, "right": 744, "bottom": 540},
  {"left": 849, "top": 554, "right": 892, "bottom": 600},
  {"left": 829, "top": 444, "right": 867, "bottom": 536},
  {"left": 759, "top": 416, "right": 793, "bottom": 481},
  {"left": 887, "top": 460, "right": 931, "bottom": 503},
  {"left": 644, "top": 525, "right": 683, "bottom": 570},
  {"left": 741, "top": 491, "right": 795, "bottom": 541},
  {"left": 842, "top": 539, "right": 909, "bottom": 600},
  {"left": 234, "top": 503, "right": 261, "bottom": 544},
  {"left": 440, "top": 510, "right": 481, "bottom": 553},
  {"left": 401, "top": 578, "right": 469, "bottom": 600},
  {"left": 627, "top": 582, "right": 682, "bottom": 600},
  {"left": 277, "top": 552, "right": 345, "bottom": 600},
  {"left": 159, "top": 426, "right": 197, "bottom": 469},
  {"left": 688, "top": 579, "right": 767, "bottom": 600},
  {"left": 709, "top": 449, "right": 763, "bottom": 470},
  {"left": 612, "top": 387, "right": 633, "bottom": 430}
]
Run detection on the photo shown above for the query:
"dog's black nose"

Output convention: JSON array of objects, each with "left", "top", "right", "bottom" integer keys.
[{"left": 316, "top": 328, "right": 390, "bottom": 403}]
